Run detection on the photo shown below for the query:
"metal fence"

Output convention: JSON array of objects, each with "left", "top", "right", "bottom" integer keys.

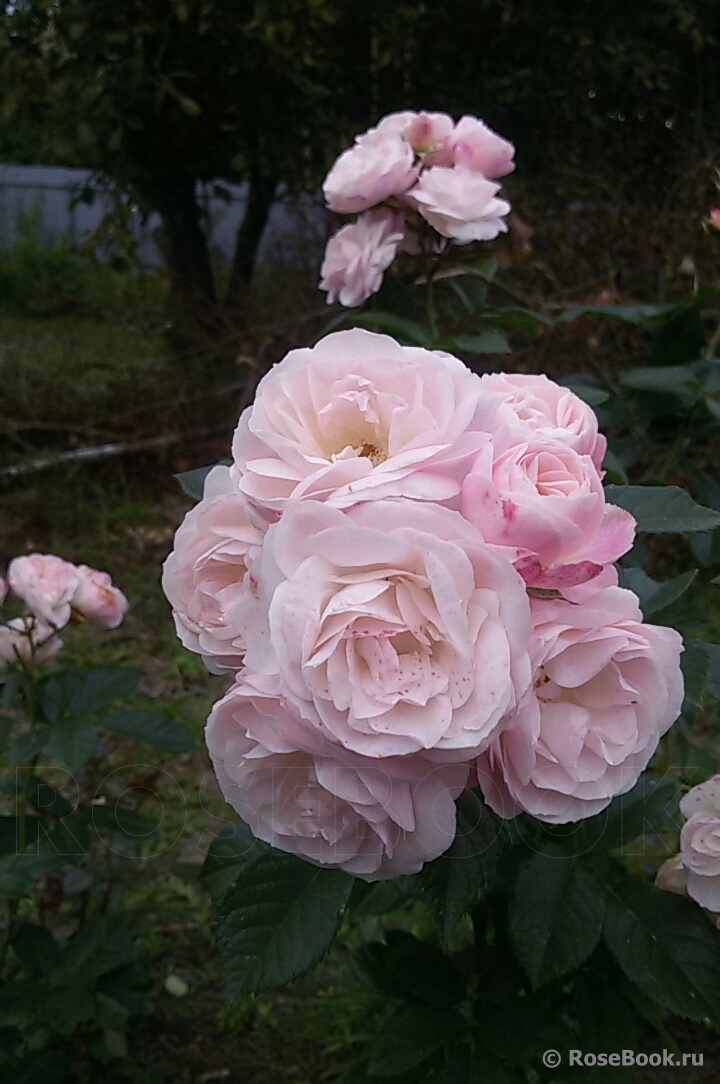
[{"left": 0, "top": 162, "right": 328, "bottom": 268}]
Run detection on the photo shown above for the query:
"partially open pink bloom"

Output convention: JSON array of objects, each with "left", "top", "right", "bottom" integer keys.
[
  {"left": 460, "top": 434, "right": 635, "bottom": 582},
  {"left": 476, "top": 583, "right": 684, "bottom": 823},
  {"left": 358, "top": 110, "right": 455, "bottom": 161},
  {"left": 405, "top": 165, "right": 510, "bottom": 244},
  {"left": 708, "top": 208, "right": 720, "bottom": 230},
  {"left": 162, "top": 465, "right": 264, "bottom": 674},
  {"left": 7, "top": 553, "right": 79, "bottom": 629},
  {"left": 231, "top": 328, "right": 501, "bottom": 516},
  {"left": 0, "top": 616, "right": 62, "bottom": 668},
  {"left": 323, "top": 137, "right": 418, "bottom": 215},
  {"left": 319, "top": 208, "right": 404, "bottom": 307},
  {"left": 447, "top": 115, "right": 516, "bottom": 178},
  {"left": 246, "top": 499, "right": 532, "bottom": 762},
  {"left": 72, "top": 566, "right": 128, "bottom": 629},
  {"left": 678, "top": 777, "right": 720, "bottom": 911},
  {"left": 655, "top": 854, "right": 688, "bottom": 897},
  {"left": 206, "top": 671, "right": 468, "bottom": 880},
  {"left": 478, "top": 372, "right": 607, "bottom": 469}
]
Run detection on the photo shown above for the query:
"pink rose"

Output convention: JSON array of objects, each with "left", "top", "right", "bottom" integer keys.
[
  {"left": 0, "top": 616, "right": 62, "bottom": 668},
  {"left": 246, "top": 499, "right": 531, "bottom": 761},
  {"left": 405, "top": 165, "right": 510, "bottom": 244},
  {"left": 460, "top": 434, "right": 635, "bottom": 583},
  {"left": 679, "top": 777, "right": 720, "bottom": 911},
  {"left": 358, "top": 110, "right": 454, "bottom": 160},
  {"left": 231, "top": 328, "right": 500, "bottom": 516},
  {"left": 708, "top": 208, "right": 720, "bottom": 230},
  {"left": 478, "top": 372, "right": 607, "bottom": 469},
  {"left": 319, "top": 208, "right": 404, "bottom": 307},
  {"left": 323, "top": 137, "right": 418, "bottom": 214},
  {"left": 7, "top": 553, "right": 79, "bottom": 629},
  {"left": 162, "top": 466, "right": 264, "bottom": 674},
  {"left": 71, "top": 566, "right": 128, "bottom": 629},
  {"left": 476, "top": 583, "right": 684, "bottom": 823},
  {"left": 655, "top": 853, "right": 688, "bottom": 897},
  {"left": 446, "top": 115, "right": 516, "bottom": 178},
  {"left": 205, "top": 671, "right": 468, "bottom": 880}
]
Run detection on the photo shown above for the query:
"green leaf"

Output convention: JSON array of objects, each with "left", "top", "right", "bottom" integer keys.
[
  {"left": 433, "top": 1052, "right": 523, "bottom": 1084},
  {"left": 0, "top": 854, "right": 66, "bottom": 899},
  {"left": 8, "top": 1048, "right": 69, "bottom": 1084},
  {"left": 82, "top": 803, "right": 159, "bottom": 839},
  {"left": 619, "top": 567, "right": 697, "bottom": 615},
  {"left": 199, "top": 821, "right": 270, "bottom": 900},
  {"left": 681, "top": 639, "right": 720, "bottom": 705},
  {"left": 437, "top": 331, "right": 510, "bottom": 354},
  {"left": 47, "top": 985, "right": 97, "bottom": 1034},
  {"left": 39, "top": 667, "right": 138, "bottom": 723},
  {"left": 11, "top": 923, "right": 61, "bottom": 974},
  {"left": 175, "top": 461, "right": 230, "bottom": 501},
  {"left": 1, "top": 773, "right": 73, "bottom": 818},
  {"left": 356, "top": 931, "right": 466, "bottom": 1008},
  {"left": 334, "top": 311, "right": 432, "bottom": 346},
  {"left": 100, "top": 710, "right": 196, "bottom": 751},
  {"left": 620, "top": 363, "right": 701, "bottom": 396},
  {"left": 603, "top": 880, "right": 720, "bottom": 1024},
  {"left": 558, "top": 375, "right": 610, "bottom": 407},
  {"left": 604, "top": 485, "right": 720, "bottom": 533},
  {"left": 0, "top": 814, "right": 40, "bottom": 855},
  {"left": 56, "top": 916, "right": 135, "bottom": 986},
  {"left": 367, "top": 1005, "right": 464, "bottom": 1076},
  {"left": 573, "top": 974, "right": 636, "bottom": 1082},
  {"left": 509, "top": 849, "right": 605, "bottom": 988},
  {"left": 49, "top": 719, "right": 98, "bottom": 771},
  {"left": 7, "top": 729, "right": 50, "bottom": 767},
  {"left": 217, "top": 852, "right": 353, "bottom": 999},
  {"left": 584, "top": 774, "right": 681, "bottom": 850},
  {"left": 557, "top": 303, "right": 672, "bottom": 324},
  {"left": 650, "top": 305, "right": 706, "bottom": 366},
  {"left": 420, "top": 790, "right": 504, "bottom": 942}
]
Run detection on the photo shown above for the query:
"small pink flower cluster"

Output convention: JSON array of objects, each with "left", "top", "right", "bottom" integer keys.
[
  {"left": 656, "top": 776, "right": 720, "bottom": 916},
  {"left": 319, "top": 111, "right": 515, "bottom": 307},
  {"left": 164, "top": 330, "right": 684, "bottom": 880},
  {"left": 0, "top": 554, "right": 128, "bottom": 667}
]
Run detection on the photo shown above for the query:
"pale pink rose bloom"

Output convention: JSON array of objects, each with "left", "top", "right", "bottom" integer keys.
[
  {"left": 460, "top": 434, "right": 635, "bottom": 585},
  {"left": 319, "top": 208, "right": 404, "bottom": 307},
  {"left": 447, "top": 115, "right": 516, "bottom": 178},
  {"left": 162, "top": 465, "right": 264, "bottom": 674},
  {"left": 357, "top": 110, "right": 454, "bottom": 160},
  {"left": 679, "top": 777, "right": 720, "bottom": 911},
  {"left": 476, "top": 584, "right": 684, "bottom": 824},
  {"left": 231, "top": 328, "right": 501, "bottom": 517},
  {"left": 71, "top": 566, "right": 128, "bottom": 629},
  {"left": 655, "top": 854, "right": 688, "bottom": 897},
  {"left": 7, "top": 553, "right": 79, "bottom": 629},
  {"left": 708, "top": 208, "right": 720, "bottom": 230},
  {"left": 479, "top": 372, "right": 607, "bottom": 469},
  {"left": 0, "top": 616, "right": 62, "bottom": 668},
  {"left": 247, "top": 499, "right": 531, "bottom": 762},
  {"left": 205, "top": 671, "right": 468, "bottom": 880},
  {"left": 323, "top": 137, "right": 418, "bottom": 214},
  {"left": 405, "top": 165, "right": 510, "bottom": 244}
]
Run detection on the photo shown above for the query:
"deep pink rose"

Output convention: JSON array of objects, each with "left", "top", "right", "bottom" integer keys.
[
  {"left": 162, "top": 466, "right": 264, "bottom": 674},
  {"left": 479, "top": 372, "right": 607, "bottom": 469},
  {"left": 679, "top": 777, "right": 720, "bottom": 911},
  {"left": 7, "top": 553, "right": 79, "bottom": 628},
  {"left": 71, "top": 566, "right": 128, "bottom": 629},
  {"left": 446, "top": 115, "right": 516, "bottom": 178},
  {"left": 205, "top": 671, "right": 468, "bottom": 880},
  {"left": 476, "top": 583, "right": 684, "bottom": 823},
  {"left": 405, "top": 165, "right": 510, "bottom": 244},
  {"left": 231, "top": 328, "right": 500, "bottom": 517},
  {"left": 323, "top": 137, "right": 418, "bottom": 214},
  {"left": 244, "top": 499, "right": 531, "bottom": 761},
  {"left": 319, "top": 208, "right": 404, "bottom": 307},
  {"left": 460, "top": 434, "right": 635, "bottom": 584}
]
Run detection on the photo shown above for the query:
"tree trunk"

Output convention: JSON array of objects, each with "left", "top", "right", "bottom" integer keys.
[{"left": 225, "top": 169, "right": 277, "bottom": 311}]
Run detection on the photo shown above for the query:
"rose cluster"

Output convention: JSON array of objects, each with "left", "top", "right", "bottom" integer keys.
[
  {"left": 319, "top": 111, "right": 514, "bottom": 307},
  {"left": 164, "top": 329, "right": 684, "bottom": 880},
  {"left": 0, "top": 553, "right": 128, "bottom": 667}
]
